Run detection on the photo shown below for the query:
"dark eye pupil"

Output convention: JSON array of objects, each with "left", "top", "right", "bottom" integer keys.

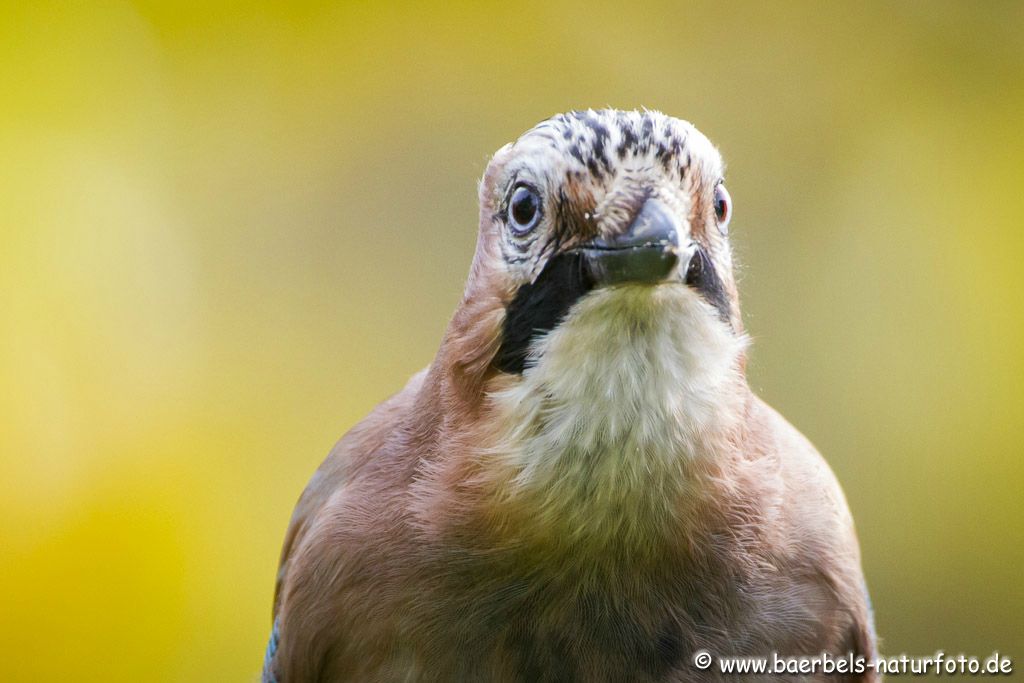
[
  {"left": 510, "top": 187, "right": 539, "bottom": 231},
  {"left": 714, "top": 193, "right": 726, "bottom": 221}
]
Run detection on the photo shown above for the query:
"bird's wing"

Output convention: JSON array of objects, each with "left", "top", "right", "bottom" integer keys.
[
  {"left": 265, "top": 368, "right": 428, "bottom": 680},
  {"left": 747, "top": 395, "right": 879, "bottom": 675},
  {"left": 271, "top": 367, "right": 428, "bottom": 613},
  {"left": 271, "top": 432, "right": 351, "bottom": 615}
]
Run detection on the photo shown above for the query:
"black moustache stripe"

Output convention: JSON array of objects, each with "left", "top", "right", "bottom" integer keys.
[
  {"left": 684, "top": 246, "right": 731, "bottom": 324},
  {"left": 495, "top": 252, "right": 595, "bottom": 375},
  {"left": 495, "top": 247, "right": 731, "bottom": 375}
]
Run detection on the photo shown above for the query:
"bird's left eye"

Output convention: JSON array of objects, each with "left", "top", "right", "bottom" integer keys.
[
  {"left": 508, "top": 185, "right": 542, "bottom": 235},
  {"left": 713, "top": 183, "right": 732, "bottom": 234}
]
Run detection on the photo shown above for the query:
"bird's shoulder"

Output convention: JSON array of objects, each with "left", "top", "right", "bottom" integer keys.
[
  {"left": 735, "top": 393, "right": 877, "bottom": 664},
  {"left": 272, "top": 367, "right": 428, "bottom": 613},
  {"left": 741, "top": 393, "right": 856, "bottom": 534}
]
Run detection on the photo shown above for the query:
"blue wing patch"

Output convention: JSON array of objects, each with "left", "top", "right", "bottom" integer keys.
[{"left": 262, "top": 619, "right": 280, "bottom": 683}]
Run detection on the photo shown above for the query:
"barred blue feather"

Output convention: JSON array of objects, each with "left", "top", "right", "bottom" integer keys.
[{"left": 262, "top": 619, "right": 279, "bottom": 683}]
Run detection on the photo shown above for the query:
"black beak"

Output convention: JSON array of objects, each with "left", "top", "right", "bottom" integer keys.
[{"left": 577, "top": 198, "right": 682, "bottom": 286}]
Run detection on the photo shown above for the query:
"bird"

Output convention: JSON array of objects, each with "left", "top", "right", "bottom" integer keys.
[{"left": 263, "top": 109, "right": 878, "bottom": 682}]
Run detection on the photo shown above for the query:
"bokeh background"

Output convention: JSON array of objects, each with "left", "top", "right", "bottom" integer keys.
[{"left": 2, "top": 1, "right": 1022, "bottom": 680}]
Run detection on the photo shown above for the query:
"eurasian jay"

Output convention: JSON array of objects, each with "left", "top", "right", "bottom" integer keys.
[{"left": 264, "top": 109, "right": 877, "bottom": 682}]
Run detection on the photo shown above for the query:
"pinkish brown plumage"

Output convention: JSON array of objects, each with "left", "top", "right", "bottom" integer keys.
[{"left": 265, "top": 110, "right": 877, "bottom": 682}]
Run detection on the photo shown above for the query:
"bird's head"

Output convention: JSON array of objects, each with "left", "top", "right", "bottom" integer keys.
[{"left": 442, "top": 110, "right": 745, "bottom": 400}]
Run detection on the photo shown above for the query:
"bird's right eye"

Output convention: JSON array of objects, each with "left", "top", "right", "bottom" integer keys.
[
  {"left": 713, "top": 183, "right": 732, "bottom": 234},
  {"left": 508, "top": 185, "right": 542, "bottom": 235}
]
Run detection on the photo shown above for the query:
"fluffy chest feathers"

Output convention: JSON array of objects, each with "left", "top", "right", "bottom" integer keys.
[{"left": 476, "top": 285, "right": 748, "bottom": 547}]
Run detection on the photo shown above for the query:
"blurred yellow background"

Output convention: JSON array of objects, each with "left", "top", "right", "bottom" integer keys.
[{"left": 2, "top": 1, "right": 1022, "bottom": 680}]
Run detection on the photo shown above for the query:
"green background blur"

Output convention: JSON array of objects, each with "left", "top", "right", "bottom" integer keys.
[{"left": 2, "top": 1, "right": 1022, "bottom": 680}]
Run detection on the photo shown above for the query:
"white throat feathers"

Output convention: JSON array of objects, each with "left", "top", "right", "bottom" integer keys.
[{"left": 481, "top": 284, "right": 748, "bottom": 546}]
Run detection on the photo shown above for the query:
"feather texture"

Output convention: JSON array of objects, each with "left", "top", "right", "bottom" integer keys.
[{"left": 265, "top": 110, "right": 877, "bottom": 682}]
